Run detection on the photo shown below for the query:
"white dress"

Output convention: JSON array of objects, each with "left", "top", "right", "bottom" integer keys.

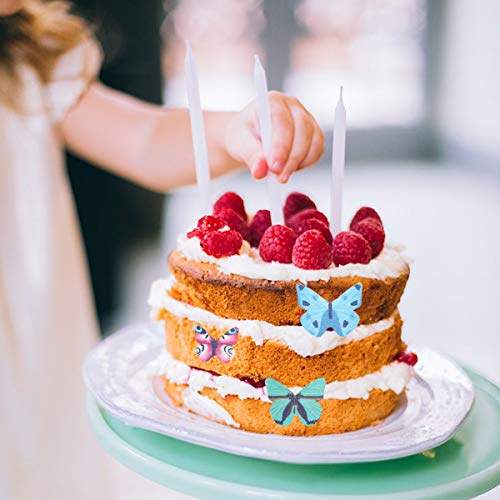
[{"left": 0, "top": 39, "right": 111, "bottom": 500}]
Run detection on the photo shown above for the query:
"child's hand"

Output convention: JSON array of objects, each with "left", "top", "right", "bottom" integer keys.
[
  {"left": 225, "top": 92, "right": 325, "bottom": 183},
  {"left": 63, "top": 84, "right": 324, "bottom": 192}
]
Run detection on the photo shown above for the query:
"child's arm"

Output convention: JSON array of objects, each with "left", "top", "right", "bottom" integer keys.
[{"left": 61, "top": 82, "right": 325, "bottom": 192}]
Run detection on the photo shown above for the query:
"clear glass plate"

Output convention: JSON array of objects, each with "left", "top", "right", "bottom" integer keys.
[{"left": 83, "top": 323, "right": 474, "bottom": 464}]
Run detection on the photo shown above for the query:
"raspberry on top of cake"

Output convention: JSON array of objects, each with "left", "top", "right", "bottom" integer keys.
[
  {"left": 184, "top": 191, "right": 389, "bottom": 269},
  {"left": 176, "top": 191, "right": 408, "bottom": 280}
]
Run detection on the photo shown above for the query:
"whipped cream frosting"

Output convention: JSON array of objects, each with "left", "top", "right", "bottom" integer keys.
[
  {"left": 159, "top": 352, "right": 414, "bottom": 402},
  {"left": 149, "top": 278, "right": 398, "bottom": 357},
  {"left": 176, "top": 234, "right": 409, "bottom": 283}
]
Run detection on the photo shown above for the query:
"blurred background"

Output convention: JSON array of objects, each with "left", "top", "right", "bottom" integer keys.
[{"left": 69, "top": 0, "right": 499, "bottom": 387}]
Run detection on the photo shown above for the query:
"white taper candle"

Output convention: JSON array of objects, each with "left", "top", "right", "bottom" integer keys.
[
  {"left": 185, "top": 41, "right": 211, "bottom": 215},
  {"left": 330, "top": 87, "right": 346, "bottom": 237},
  {"left": 253, "top": 55, "right": 283, "bottom": 225}
]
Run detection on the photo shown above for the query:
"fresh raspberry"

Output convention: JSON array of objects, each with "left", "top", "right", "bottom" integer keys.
[
  {"left": 291, "top": 217, "right": 333, "bottom": 245},
  {"left": 287, "top": 208, "right": 329, "bottom": 233},
  {"left": 213, "top": 192, "right": 247, "bottom": 220},
  {"left": 352, "top": 217, "right": 385, "bottom": 258},
  {"left": 397, "top": 351, "right": 418, "bottom": 366},
  {"left": 292, "top": 230, "right": 333, "bottom": 270},
  {"left": 349, "top": 206, "right": 382, "bottom": 230},
  {"left": 332, "top": 231, "right": 371, "bottom": 266},
  {"left": 259, "top": 225, "right": 297, "bottom": 264},
  {"left": 249, "top": 209, "right": 272, "bottom": 247},
  {"left": 214, "top": 207, "right": 251, "bottom": 242},
  {"left": 200, "top": 229, "right": 242, "bottom": 258},
  {"left": 283, "top": 192, "right": 317, "bottom": 223},
  {"left": 187, "top": 215, "right": 226, "bottom": 239},
  {"left": 187, "top": 229, "right": 200, "bottom": 239}
]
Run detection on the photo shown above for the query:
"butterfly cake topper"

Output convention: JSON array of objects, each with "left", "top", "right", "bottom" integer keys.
[
  {"left": 265, "top": 378, "right": 326, "bottom": 426},
  {"left": 194, "top": 325, "right": 238, "bottom": 363},
  {"left": 296, "top": 283, "right": 363, "bottom": 338}
]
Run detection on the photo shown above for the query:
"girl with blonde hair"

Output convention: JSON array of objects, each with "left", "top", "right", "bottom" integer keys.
[{"left": 0, "top": 1, "right": 324, "bottom": 499}]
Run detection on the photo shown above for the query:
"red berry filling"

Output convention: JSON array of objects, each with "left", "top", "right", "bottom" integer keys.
[
  {"left": 195, "top": 367, "right": 266, "bottom": 389},
  {"left": 239, "top": 376, "right": 267, "bottom": 389}
]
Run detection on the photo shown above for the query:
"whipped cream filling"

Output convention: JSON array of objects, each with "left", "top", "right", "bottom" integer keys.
[
  {"left": 177, "top": 233, "right": 409, "bottom": 283},
  {"left": 182, "top": 389, "right": 240, "bottom": 427},
  {"left": 159, "top": 352, "right": 414, "bottom": 402},
  {"left": 149, "top": 278, "right": 397, "bottom": 357}
]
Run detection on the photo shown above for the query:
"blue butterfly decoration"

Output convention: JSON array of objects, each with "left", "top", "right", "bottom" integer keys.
[
  {"left": 265, "top": 378, "right": 326, "bottom": 426},
  {"left": 296, "top": 283, "right": 363, "bottom": 338}
]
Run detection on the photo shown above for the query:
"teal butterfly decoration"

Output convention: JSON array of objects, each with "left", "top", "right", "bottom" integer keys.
[
  {"left": 296, "top": 283, "right": 363, "bottom": 338},
  {"left": 265, "top": 377, "right": 326, "bottom": 426}
]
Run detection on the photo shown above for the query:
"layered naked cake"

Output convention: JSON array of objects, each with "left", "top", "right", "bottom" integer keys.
[{"left": 149, "top": 192, "right": 417, "bottom": 436}]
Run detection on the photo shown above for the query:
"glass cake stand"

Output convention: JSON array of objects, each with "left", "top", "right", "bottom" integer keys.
[{"left": 86, "top": 366, "right": 500, "bottom": 500}]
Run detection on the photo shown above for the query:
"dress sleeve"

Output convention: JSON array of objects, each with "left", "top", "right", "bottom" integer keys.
[{"left": 45, "top": 36, "right": 102, "bottom": 123}]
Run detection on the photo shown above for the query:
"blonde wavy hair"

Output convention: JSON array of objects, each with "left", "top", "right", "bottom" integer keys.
[{"left": 0, "top": 0, "right": 88, "bottom": 110}]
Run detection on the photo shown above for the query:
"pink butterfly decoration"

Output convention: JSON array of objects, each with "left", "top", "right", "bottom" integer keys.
[{"left": 194, "top": 325, "right": 239, "bottom": 363}]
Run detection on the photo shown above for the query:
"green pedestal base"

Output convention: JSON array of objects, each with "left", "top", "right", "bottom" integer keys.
[{"left": 87, "top": 368, "right": 500, "bottom": 499}]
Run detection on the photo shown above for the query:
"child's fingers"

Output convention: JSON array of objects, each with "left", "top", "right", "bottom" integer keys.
[
  {"left": 299, "top": 123, "right": 325, "bottom": 171},
  {"left": 251, "top": 157, "right": 268, "bottom": 179},
  {"left": 278, "top": 109, "right": 315, "bottom": 183},
  {"left": 267, "top": 93, "right": 295, "bottom": 174},
  {"left": 228, "top": 92, "right": 322, "bottom": 182},
  {"left": 236, "top": 129, "right": 269, "bottom": 179}
]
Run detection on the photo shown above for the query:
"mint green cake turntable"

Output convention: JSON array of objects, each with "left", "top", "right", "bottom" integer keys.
[{"left": 86, "top": 366, "right": 500, "bottom": 499}]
